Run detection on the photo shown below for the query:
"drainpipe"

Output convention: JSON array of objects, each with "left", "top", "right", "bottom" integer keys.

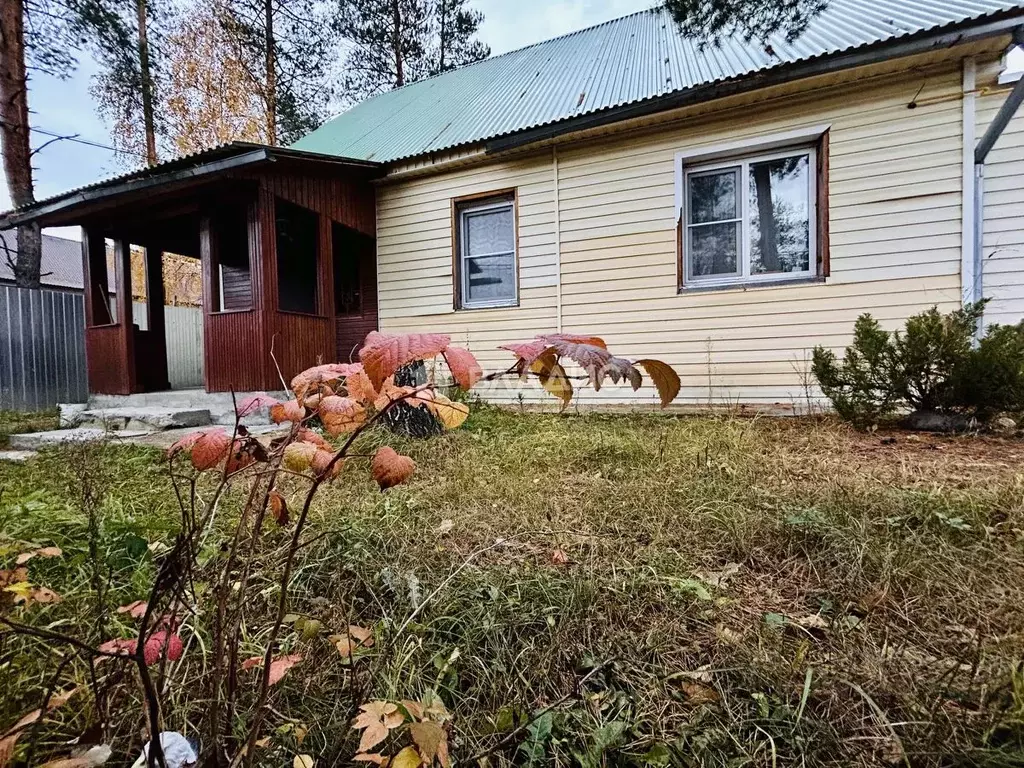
[
  {"left": 552, "top": 145, "right": 563, "bottom": 332},
  {"left": 971, "top": 27, "right": 1024, "bottom": 333}
]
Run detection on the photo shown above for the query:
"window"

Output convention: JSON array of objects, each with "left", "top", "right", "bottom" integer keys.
[
  {"left": 332, "top": 222, "right": 369, "bottom": 315},
  {"left": 683, "top": 146, "right": 816, "bottom": 287},
  {"left": 455, "top": 193, "right": 517, "bottom": 309},
  {"left": 213, "top": 204, "right": 251, "bottom": 312},
  {"left": 275, "top": 198, "right": 320, "bottom": 315}
]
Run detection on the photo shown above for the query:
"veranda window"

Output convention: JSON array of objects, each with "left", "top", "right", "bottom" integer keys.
[{"left": 456, "top": 194, "right": 517, "bottom": 309}]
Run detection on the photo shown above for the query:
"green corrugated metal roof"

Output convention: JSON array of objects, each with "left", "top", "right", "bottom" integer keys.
[{"left": 293, "top": 0, "right": 1024, "bottom": 163}]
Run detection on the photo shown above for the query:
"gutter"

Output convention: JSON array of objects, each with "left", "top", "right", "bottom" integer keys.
[
  {"left": 969, "top": 26, "right": 1024, "bottom": 329},
  {"left": 486, "top": 13, "right": 1024, "bottom": 155}
]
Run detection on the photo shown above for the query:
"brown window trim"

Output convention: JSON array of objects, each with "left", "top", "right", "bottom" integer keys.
[
  {"left": 451, "top": 188, "right": 520, "bottom": 311},
  {"left": 677, "top": 131, "right": 831, "bottom": 291}
]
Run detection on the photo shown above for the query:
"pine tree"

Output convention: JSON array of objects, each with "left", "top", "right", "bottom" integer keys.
[
  {"left": 662, "top": 0, "right": 828, "bottom": 44},
  {"left": 432, "top": 0, "right": 488, "bottom": 75},
  {"left": 338, "top": 0, "right": 432, "bottom": 99}
]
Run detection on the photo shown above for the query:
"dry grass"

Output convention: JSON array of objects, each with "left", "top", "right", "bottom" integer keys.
[{"left": 2, "top": 408, "right": 1023, "bottom": 766}]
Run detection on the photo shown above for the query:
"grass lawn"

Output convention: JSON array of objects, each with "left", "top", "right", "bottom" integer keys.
[
  {"left": 1, "top": 407, "right": 1023, "bottom": 766},
  {"left": 0, "top": 408, "right": 57, "bottom": 448}
]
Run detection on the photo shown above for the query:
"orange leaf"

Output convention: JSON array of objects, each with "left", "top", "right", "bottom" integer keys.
[
  {"left": 319, "top": 396, "right": 367, "bottom": 436},
  {"left": 356, "top": 722, "right": 388, "bottom": 754},
  {"left": 269, "top": 490, "right": 289, "bottom": 526},
  {"left": 295, "top": 428, "right": 332, "bottom": 450},
  {"left": 243, "top": 654, "right": 303, "bottom": 686},
  {"left": 443, "top": 346, "right": 483, "bottom": 389},
  {"left": 371, "top": 447, "right": 416, "bottom": 491},
  {"left": 311, "top": 449, "right": 342, "bottom": 480},
  {"left": 373, "top": 379, "right": 416, "bottom": 412},
  {"left": 530, "top": 357, "right": 573, "bottom": 410},
  {"left": 343, "top": 365, "right": 377, "bottom": 403},
  {"left": 551, "top": 549, "right": 569, "bottom": 565},
  {"left": 410, "top": 721, "right": 444, "bottom": 765},
  {"left": 409, "top": 390, "right": 469, "bottom": 429},
  {"left": 30, "top": 586, "right": 62, "bottom": 604},
  {"left": 15, "top": 546, "right": 61, "bottom": 565},
  {"left": 291, "top": 363, "right": 359, "bottom": 402},
  {"left": 359, "top": 331, "right": 451, "bottom": 390},
  {"left": 270, "top": 400, "right": 306, "bottom": 425},
  {"left": 190, "top": 430, "right": 232, "bottom": 471},
  {"left": 635, "top": 359, "right": 682, "bottom": 407},
  {"left": 226, "top": 438, "right": 259, "bottom": 474}
]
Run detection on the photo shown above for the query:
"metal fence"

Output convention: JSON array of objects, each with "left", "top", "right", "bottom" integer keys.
[
  {"left": 0, "top": 286, "right": 87, "bottom": 411},
  {"left": 0, "top": 286, "right": 204, "bottom": 411}
]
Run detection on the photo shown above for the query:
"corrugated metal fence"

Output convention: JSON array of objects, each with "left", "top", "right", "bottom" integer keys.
[
  {"left": 0, "top": 286, "right": 87, "bottom": 410},
  {"left": 0, "top": 286, "right": 204, "bottom": 411}
]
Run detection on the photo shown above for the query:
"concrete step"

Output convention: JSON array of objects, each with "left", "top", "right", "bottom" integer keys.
[
  {"left": 86, "top": 389, "right": 288, "bottom": 426},
  {"left": 9, "top": 428, "right": 153, "bottom": 451},
  {"left": 0, "top": 449, "right": 39, "bottom": 463},
  {"left": 73, "top": 406, "right": 212, "bottom": 431}
]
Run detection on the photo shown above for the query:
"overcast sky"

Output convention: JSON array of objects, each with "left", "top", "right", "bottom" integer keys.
[{"left": 0, "top": 0, "right": 654, "bottom": 228}]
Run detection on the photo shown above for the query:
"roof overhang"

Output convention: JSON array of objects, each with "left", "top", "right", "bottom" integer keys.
[
  {"left": 0, "top": 143, "right": 383, "bottom": 229},
  {"left": 487, "top": 12, "right": 1024, "bottom": 154}
]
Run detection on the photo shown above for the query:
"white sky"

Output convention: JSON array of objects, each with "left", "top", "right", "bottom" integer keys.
[{"left": 4, "top": 3, "right": 1023, "bottom": 240}]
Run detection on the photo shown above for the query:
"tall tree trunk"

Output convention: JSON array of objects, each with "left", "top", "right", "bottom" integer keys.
[
  {"left": 136, "top": 0, "right": 158, "bottom": 165},
  {"left": 392, "top": 0, "right": 403, "bottom": 87},
  {"left": 263, "top": 0, "right": 276, "bottom": 144},
  {"left": 0, "top": 0, "right": 41, "bottom": 287},
  {"left": 437, "top": 0, "right": 446, "bottom": 72},
  {"left": 752, "top": 164, "right": 779, "bottom": 272}
]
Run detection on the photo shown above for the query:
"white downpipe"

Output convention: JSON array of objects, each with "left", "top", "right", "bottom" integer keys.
[
  {"left": 961, "top": 57, "right": 978, "bottom": 309},
  {"left": 553, "top": 145, "right": 563, "bottom": 332}
]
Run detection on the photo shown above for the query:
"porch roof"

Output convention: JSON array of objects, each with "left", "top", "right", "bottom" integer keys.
[{"left": 0, "top": 142, "right": 382, "bottom": 229}]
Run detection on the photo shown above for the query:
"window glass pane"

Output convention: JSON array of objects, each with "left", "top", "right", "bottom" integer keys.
[
  {"left": 464, "top": 254, "right": 515, "bottom": 304},
  {"left": 689, "top": 222, "right": 739, "bottom": 277},
  {"left": 466, "top": 207, "right": 513, "bottom": 255},
  {"left": 749, "top": 154, "right": 810, "bottom": 275},
  {"left": 276, "top": 198, "right": 319, "bottom": 314},
  {"left": 689, "top": 169, "right": 738, "bottom": 223}
]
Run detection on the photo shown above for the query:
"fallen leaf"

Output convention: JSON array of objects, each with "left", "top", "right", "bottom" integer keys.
[
  {"left": 116, "top": 600, "right": 148, "bottom": 619},
  {"left": 401, "top": 700, "right": 424, "bottom": 721},
  {"left": 28, "top": 586, "right": 62, "bottom": 604},
  {"left": 443, "top": 346, "right": 483, "bottom": 389},
  {"left": 410, "top": 721, "right": 444, "bottom": 765},
  {"left": 795, "top": 614, "right": 829, "bottom": 631},
  {"left": 0, "top": 690, "right": 77, "bottom": 766},
  {"left": 390, "top": 746, "right": 421, "bottom": 768},
  {"left": 550, "top": 549, "right": 569, "bottom": 565},
  {"left": 293, "top": 755, "right": 315, "bottom": 768},
  {"left": 693, "top": 562, "right": 741, "bottom": 589},
  {"left": 16, "top": 546, "right": 62, "bottom": 564},
  {"left": 371, "top": 447, "right": 416, "bottom": 490},
  {"left": 269, "top": 491, "right": 290, "bottom": 527},
  {"left": 242, "top": 654, "right": 302, "bottom": 685},
  {"left": 435, "top": 519, "right": 454, "bottom": 535},
  {"left": 348, "top": 625, "right": 374, "bottom": 646},
  {"left": 679, "top": 680, "right": 720, "bottom": 706}
]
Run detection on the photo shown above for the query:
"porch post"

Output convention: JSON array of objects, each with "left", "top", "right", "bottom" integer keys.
[{"left": 113, "top": 237, "right": 137, "bottom": 392}]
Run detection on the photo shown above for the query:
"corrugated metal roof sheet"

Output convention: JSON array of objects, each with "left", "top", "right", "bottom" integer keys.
[
  {"left": 293, "top": 0, "right": 1024, "bottom": 163},
  {"left": 0, "top": 231, "right": 93, "bottom": 290}
]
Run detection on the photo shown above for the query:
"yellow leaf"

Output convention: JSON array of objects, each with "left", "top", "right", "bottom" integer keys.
[
  {"left": 411, "top": 390, "right": 469, "bottom": 429},
  {"left": 293, "top": 755, "right": 315, "bottom": 768},
  {"left": 530, "top": 356, "right": 572, "bottom": 410},
  {"left": 318, "top": 395, "right": 367, "bottom": 436},
  {"left": 635, "top": 359, "right": 681, "bottom": 407},
  {"left": 390, "top": 746, "right": 422, "bottom": 768}
]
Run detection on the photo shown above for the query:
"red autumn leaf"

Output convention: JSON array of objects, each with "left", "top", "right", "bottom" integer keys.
[
  {"left": 319, "top": 395, "right": 367, "bottom": 436},
  {"left": 226, "top": 438, "right": 261, "bottom": 474},
  {"left": 191, "top": 430, "right": 232, "bottom": 471},
  {"left": 166, "top": 430, "right": 205, "bottom": 459},
  {"left": 359, "top": 331, "right": 452, "bottom": 390},
  {"left": 371, "top": 446, "right": 416, "bottom": 490},
  {"left": 117, "top": 600, "right": 148, "bottom": 619},
  {"left": 539, "top": 333, "right": 608, "bottom": 350},
  {"left": 311, "top": 449, "right": 342, "bottom": 480},
  {"left": 295, "top": 428, "right": 332, "bottom": 450},
  {"left": 237, "top": 393, "right": 281, "bottom": 418},
  {"left": 270, "top": 399, "right": 306, "bottom": 425},
  {"left": 443, "top": 346, "right": 483, "bottom": 389},
  {"left": 269, "top": 490, "right": 290, "bottom": 526},
  {"left": 143, "top": 630, "right": 184, "bottom": 666},
  {"left": 635, "top": 359, "right": 682, "bottom": 407},
  {"left": 291, "top": 363, "right": 358, "bottom": 401},
  {"left": 242, "top": 654, "right": 303, "bottom": 686},
  {"left": 373, "top": 378, "right": 416, "bottom": 412},
  {"left": 499, "top": 340, "right": 549, "bottom": 366}
]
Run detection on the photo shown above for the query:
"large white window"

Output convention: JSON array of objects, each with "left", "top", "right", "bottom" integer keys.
[
  {"left": 683, "top": 146, "right": 816, "bottom": 287},
  {"left": 456, "top": 194, "right": 517, "bottom": 309}
]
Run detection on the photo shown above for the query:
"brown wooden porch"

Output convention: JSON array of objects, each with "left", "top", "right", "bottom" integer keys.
[{"left": 2, "top": 144, "right": 382, "bottom": 395}]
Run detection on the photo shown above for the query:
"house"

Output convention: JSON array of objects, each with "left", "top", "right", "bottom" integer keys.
[
  {"left": 2, "top": 0, "right": 1024, "bottom": 407},
  {"left": 0, "top": 231, "right": 94, "bottom": 292}
]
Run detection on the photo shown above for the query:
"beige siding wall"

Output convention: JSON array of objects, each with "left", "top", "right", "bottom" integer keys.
[
  {"left": 375, "top": 54, "right": 1022, "bottom": 408},
  {"left": 977, "top": 61, "right": 1024, "bottom": 327}
]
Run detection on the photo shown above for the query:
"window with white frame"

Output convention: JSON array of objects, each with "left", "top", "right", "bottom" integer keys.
[
  {"left": 683, "top": 146, "right": 816, "bottom": 286},
  {"left": 456, "top": 193, "right": 517, "bottom": 309}
]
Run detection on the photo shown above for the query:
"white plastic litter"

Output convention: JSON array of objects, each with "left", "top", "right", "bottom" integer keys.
[{"left": 130, "top": 732, "right": 198, "bottom": 768}]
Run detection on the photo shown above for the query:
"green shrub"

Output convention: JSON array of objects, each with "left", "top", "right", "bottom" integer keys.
[{"left": 812, "top": 301, "right": 1024, "bottom": 427}]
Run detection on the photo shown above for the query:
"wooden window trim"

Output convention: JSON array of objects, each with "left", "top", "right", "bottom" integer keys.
[
  {"left": 676, "top": 131, "right": 830, "bottom": 291},
  {"left": 451, "top": 188, "right": 520, "bottom": 311}
]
